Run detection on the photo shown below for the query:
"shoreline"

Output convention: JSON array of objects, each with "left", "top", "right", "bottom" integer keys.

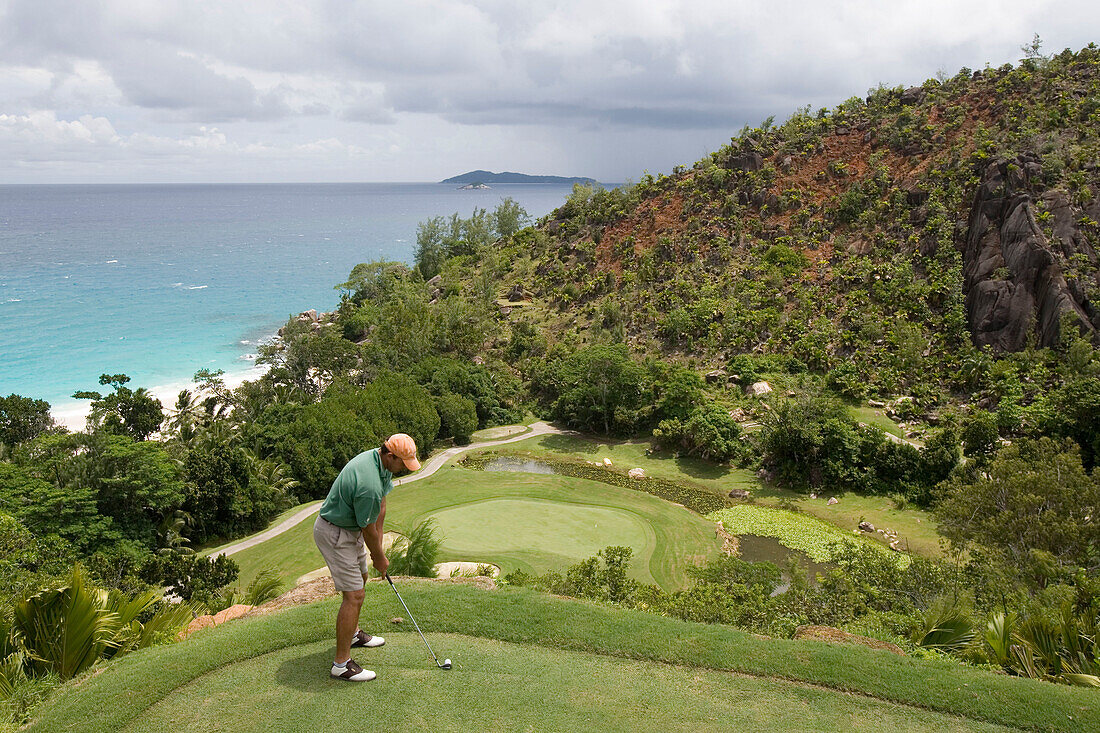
[{"left": 50, "top": 362, "right": 271, "bottom": 432}]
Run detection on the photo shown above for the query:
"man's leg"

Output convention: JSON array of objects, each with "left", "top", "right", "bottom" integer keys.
[{"left": 335, "top": 588, "right": 365, "bottom": 663}]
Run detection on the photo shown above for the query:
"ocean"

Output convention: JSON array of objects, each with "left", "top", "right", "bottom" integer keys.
[{"left": 0, "top": 183, "right": 575, "bottom": 424}]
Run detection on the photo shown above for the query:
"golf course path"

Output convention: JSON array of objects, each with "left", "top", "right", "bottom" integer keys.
[{"left": 212, "top": 421, "right": 568, "bottom": 558}]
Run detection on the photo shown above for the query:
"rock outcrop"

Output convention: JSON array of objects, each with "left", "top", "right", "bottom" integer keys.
[
  {"left": 178, "top": 603, "right": 253, "bottom": 640},
  {"left": 745, "top": 381, "right": 773, "bottom": 397},
  {"left": 963, "top": 157, "right": 1099, "bottom": 351}
]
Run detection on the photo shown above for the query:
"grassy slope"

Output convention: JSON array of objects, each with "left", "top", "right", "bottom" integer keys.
[
  {"left": 848, "top": 405, "right": 905, "bottom": 438},
  {"left": 226, "top": 462, "right": 720, "bottom": 590},
  {"left": 223, "top": 509, "right": 326, "bottom": 589},
  {"left": 197, "top": 501, "right": 321, "bottom": 556},
  {"left": 30, "top": 583, "right": 1099, "bottom": 732},
  {"left": 491, "top": 433, "right": 944, "bottom": 557}
]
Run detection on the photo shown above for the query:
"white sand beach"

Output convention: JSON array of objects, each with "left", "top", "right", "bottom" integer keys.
[{"left": 50, "top": 363, "right": 270, "bottom": 432}]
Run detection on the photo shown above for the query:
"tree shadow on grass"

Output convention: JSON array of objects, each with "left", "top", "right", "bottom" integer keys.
[
  {"left": 673, "top": 456, "right": 734, "bottom": 481},
  {"left": 538, "top": 434, "right": 601, "bottom": 455},
  {"left": 274, "top": 647, "right": 338, "bottom": 692}
]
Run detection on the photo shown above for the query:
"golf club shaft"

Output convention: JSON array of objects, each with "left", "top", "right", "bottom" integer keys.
[{"left": 385, "top": 575, "right": 442, "bottom": 664}]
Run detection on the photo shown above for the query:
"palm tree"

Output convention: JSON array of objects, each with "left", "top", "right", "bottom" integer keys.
[
  {"left": 166, "top": 389, "right": 205, "bottom": 441},
  {"left": 157, "top": 510, "right": 195, "bottom": 555}
]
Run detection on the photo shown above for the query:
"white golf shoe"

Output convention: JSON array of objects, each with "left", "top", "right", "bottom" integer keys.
[
  {"left": 350, "top": 630, "right": 385, "bottom": 648},
  {"left": 331, "top": 659, "right": 376, "bottom": 681}
]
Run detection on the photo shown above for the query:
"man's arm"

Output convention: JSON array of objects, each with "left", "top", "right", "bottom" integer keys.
[{"left": 362, "top": 497, "right": 388, "bottom": 576}]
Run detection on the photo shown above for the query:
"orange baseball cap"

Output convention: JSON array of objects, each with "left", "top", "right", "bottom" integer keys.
[{"left": 384, "top": 433, "right": 421, "bottom": 471}]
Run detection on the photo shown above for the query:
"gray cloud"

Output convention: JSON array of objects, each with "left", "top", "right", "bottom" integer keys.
[
  {"left": 0, "top": 0, "right": 1097, "bottom": 182},
  {"left": 105, "top": 45, "right": 291, "bottom": 121}
]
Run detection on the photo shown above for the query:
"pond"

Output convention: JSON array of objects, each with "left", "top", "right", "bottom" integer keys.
[
  {"left": 481, "top": 456, "right": 561, "bottom": 475},
  {"left": 737, "top": 534, "right": 831, "bottom": 595}
]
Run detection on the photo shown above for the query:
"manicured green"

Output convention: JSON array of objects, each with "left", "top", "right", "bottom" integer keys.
[
  {"left": 430, "top": 498, "right": 655, "bottom": 575},
  {"left": 389, "top": 465, "right": 719, "bottom": 589},
  {"left": 29, "top": 583, "right": 1100, "bottom": 732},
  {"left": 709, "top": 505, "right": 908, "bottom": 568}
]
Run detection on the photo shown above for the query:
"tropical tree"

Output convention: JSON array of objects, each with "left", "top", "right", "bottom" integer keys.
[
  {"left": 936, "top": 438, "right": 1100, "bottom": 579},
  {"left": 434, "top": 393, "right": 478, "bottom": 445},
  {"left": 653, "top": 403, "right": 741, "bottom": 462},
  {"left": 491, "top": 197, "right": 530, "bottom": 239},
  {"left": 414, "top": 216, "right": 447, "bottom": 279},
  {"left": 73, "top": 374, "right": 164, "bottom": 440},
  {"left": 0, "top": 394, "right": 55, "bottom": 448},
  {"left": 535, "top": 344, "right": 655, "bottom": 436}
]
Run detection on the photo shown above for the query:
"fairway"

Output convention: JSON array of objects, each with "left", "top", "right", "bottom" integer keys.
[
  {"left": 227, "top": 463, "right": 721, "bottom": 590},
  {"left": 121, "top": 635, "right": 1009, "bottom": 733},
  {"left": 429, "top": 498, "right": 655, "bottom": 571}
]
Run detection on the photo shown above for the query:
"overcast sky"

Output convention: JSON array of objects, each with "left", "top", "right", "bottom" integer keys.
[{"left": 1, "top": 1, "right": 1096, "bottom": 184}]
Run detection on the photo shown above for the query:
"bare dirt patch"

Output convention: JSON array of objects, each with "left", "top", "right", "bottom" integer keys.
[{"left": 793, "top": 625, "right": 905, "bottom": 656}]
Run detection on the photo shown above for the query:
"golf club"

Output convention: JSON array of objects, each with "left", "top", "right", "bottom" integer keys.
[{"left": 385, "top": 574, "right": 452, "bottom": 670}]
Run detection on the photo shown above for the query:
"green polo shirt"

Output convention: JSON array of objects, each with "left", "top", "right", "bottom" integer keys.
[{"left": 319, "top": 448, "right": 394, "bottom": 530}]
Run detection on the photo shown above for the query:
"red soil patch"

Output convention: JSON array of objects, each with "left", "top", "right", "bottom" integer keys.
[
  {"left": 589, "top": 87, "right": 1002, "bottom": 285},
  {"left": 597, "top": 193, "right": 686, "bottom": 278}
]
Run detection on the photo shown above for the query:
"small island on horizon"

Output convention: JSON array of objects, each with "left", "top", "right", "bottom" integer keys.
[{"left": 442, "top": 170, "right": 598, "bottom": 186}]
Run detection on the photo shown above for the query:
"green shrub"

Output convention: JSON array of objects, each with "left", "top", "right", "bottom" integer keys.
[
  {"left": 961, "top": 410, "right": 999, "bottom": 462},
  {"left": 653, "top": 404, "right": 741, "bottom": 462},
  {"left": 833, "top": 186, "right": 871, "bottom": 225},
  {"left": 434, "top": 393, "right": 478, "bottom": 445},
  {"left": 762, "top": 243, "right": 809, "bottom": 273},
  {"left": 386, "top": 520, "right": 443, "bottom": 578}
]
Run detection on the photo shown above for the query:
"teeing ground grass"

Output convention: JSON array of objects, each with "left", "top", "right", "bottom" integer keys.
[
  {"left": 29, "top": 582, "right": 1099, "bottom": 733},
  {"left": 120, "top": 636, "right": 1008, "bottom": 733},
  {"left": 227, "top": 463, "right": 720, "bottom": 590}
]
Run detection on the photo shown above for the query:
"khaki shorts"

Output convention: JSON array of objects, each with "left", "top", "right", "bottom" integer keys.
[{"left": 313, "top": 516, "right": 370, "bottom": 591}]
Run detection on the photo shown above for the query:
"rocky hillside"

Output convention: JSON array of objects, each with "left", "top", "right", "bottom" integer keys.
[{"left": 476, "top": 45, "right": 1099, "bottom": 398}]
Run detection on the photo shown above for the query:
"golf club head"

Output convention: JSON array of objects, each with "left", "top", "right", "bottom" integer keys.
[{"left": 440, "top": 658, "right": 452, "bottom": 670}]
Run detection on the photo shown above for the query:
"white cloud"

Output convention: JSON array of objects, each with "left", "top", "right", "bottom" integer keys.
[{"left": 0, "top": 111, "right": 119, "bottom": 149}]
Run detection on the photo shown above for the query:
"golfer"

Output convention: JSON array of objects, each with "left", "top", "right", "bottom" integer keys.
[{"left": 313, "top": 433, "right": 421, "bottom": 681}]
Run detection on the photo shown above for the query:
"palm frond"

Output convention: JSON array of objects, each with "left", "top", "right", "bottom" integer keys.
[
  {"left": 242, "top": 569, "right": 285, "bottom": 606},
  {"left": 386, "top": 520, "right": 444, "bottom": 577},
  {"left": 913, "top": 597, "right": 976, "bottom": 652},
  {"left": 13, "top": 565, "right": 120, "bottom": 680},
  {"left": 985, "top": 612, "right": 1016, "bottom": 666},
  {"left": 137, "top": 603, "right": 196, "bottom": 648}
]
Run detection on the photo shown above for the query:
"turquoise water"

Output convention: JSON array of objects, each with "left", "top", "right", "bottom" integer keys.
[{"left": 0, "top": 183, "right": 573, "bottom": 410}]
